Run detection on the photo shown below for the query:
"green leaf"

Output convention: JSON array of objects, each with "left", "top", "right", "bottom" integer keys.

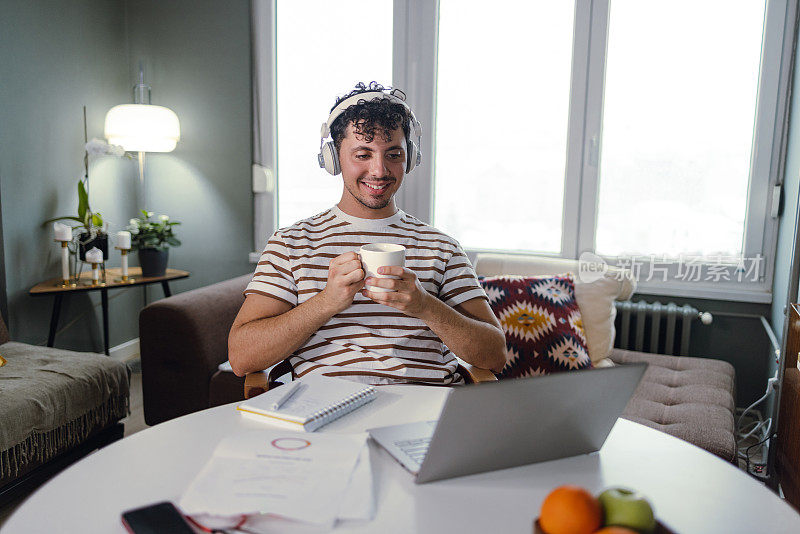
[
  {"left": 128, "top": 211, "right": 180, "bottom": 250},
  {"left": 92, "top": 213, "right": 103, "bottom": 227},
  {"left": 78, "top": 181, "right": 89, "bottom": 221}
]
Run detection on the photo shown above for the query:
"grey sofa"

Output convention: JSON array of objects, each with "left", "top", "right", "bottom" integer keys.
[{"left": 139, "top": 269, "right": 736, "bottom": 463}]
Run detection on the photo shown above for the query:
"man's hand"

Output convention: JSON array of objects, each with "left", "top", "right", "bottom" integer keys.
[
  {"left": 363, "top": 267, "right": 506, "bottom": 371},
  {"left": 362, "top": 266, "right": 432, "bottom": 318},
  {"left": 318, "top": 251, "right": 365, "bottom": 314}
]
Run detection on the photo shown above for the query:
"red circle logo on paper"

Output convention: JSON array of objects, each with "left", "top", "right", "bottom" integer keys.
[{"left": 270, "top": 437, "right": 311, "bottom": 451}]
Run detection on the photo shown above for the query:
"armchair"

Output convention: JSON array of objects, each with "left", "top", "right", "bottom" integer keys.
[{"left": 139, "top": 274, "right": 251, "bottom": 425}]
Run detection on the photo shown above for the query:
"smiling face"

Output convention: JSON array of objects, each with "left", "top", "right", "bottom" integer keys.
[{"left": 337, "top": 121, "right": 407, "bottom": 219}]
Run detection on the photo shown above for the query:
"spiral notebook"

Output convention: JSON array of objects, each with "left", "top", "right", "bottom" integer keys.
[{"left": 236, "top": 374, "right": 377, "bottom": 432}]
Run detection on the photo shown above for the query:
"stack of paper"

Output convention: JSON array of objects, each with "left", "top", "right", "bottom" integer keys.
[{"left": 180, "top": 429, "right": 374, "bottom": 529}]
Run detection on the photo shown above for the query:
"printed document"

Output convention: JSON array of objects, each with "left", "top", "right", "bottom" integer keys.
[{"left": 180, "top": 429, "right": 368, "bottom": 526}]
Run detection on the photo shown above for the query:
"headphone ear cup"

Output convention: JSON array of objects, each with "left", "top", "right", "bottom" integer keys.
[
  {"left": 406, "top": 140, "right": 419, "bottom": 174},
  {"left": 319, "top": 141, "right": 341, "bottom": 175}
]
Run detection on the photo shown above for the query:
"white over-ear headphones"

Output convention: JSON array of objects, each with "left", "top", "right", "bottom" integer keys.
[{"left": 317, "top": 87, "right": 423, "bottom": 176}]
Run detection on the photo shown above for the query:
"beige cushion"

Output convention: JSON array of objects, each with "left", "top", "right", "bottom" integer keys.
[
  {"left": 594, "top": 357, "right": 615, "bottom": 368},
  {"left": 474, "top": 253, "right": 635, "bottom": 363}
]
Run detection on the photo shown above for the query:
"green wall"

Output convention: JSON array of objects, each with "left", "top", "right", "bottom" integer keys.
[
  {"left": 772, "top": 34, "right": 800, "bottom": 353},
  {"left": 124, "top": 0, "right": 253, "bottom": 303},
  {"left": 770, "top": 19, "right": 800, "bottom": 421},
  {"left": 0, "top": 0, "right": 133, "bottom": 350},
  {"left": 0, "top": 0, "right": 252, "bottom": 351}
]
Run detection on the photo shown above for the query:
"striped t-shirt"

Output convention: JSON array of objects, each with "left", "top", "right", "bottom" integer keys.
[{"left": 244, "top": 206, "right": 488, "bottom": 385}]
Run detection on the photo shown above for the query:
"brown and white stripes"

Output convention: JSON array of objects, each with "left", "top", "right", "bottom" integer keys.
[{"left": 244, "top": 206, "right": 488, "bottom": 385}]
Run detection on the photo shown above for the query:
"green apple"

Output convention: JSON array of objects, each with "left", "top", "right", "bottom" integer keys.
[{"left": 598, "top": 487, "right": 656, "bottom": 533}]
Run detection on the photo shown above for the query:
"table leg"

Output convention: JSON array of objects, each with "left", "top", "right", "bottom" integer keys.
[
  {"left": 101, "top": 288, "right": 109, "bottom": 355},
  {"left": 161, "top": 281, "right": 172, "bottom": 298},
  {"left": 47, "top": 294, "right": 63, "bottom": 347}
]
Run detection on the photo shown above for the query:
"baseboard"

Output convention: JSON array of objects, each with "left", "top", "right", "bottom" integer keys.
[{"left": 109, "top": 338, "right": 139, "bottom": 362}]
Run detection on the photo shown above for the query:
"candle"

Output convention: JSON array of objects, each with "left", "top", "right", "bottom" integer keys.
[
  {"left": 86, "top": 247, "right": 103, "bottom": 285},
  {"left": 120, "top": 250, "right": 129, "bottom": 279},
  {"left": 116, "top": 231, "right": 131, "bottom": 250},
  {"left": 53, "top": 222, "right": 72, "bottom": 242},
  {"left": 85, "top": 247, "right": 103, "bottom": 264},
  {"left": 60, "top": 243, "right": 69, "bottom": 282}
]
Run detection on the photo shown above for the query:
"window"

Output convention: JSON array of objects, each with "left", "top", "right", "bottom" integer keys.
[
  {"left": 595, "top": 0, "right": 766, "bottom": 259},
  {"left": 434, "top": 0, "right": 575, "bottom": 253},
  {"left": 275, "top": 0, "right": 393, "bottom": 229},
  {"left": 256, "top": 0, "right": 795, "bottom": 302}
]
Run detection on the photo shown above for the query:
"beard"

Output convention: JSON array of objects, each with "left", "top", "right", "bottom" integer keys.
[{"left": 343, "top": 179, "right": 396, "bottom": 210}]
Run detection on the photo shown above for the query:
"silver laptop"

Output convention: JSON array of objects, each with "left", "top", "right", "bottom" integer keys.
[{"left": 369, "top": 364, "right": 646, "bottom": 484}]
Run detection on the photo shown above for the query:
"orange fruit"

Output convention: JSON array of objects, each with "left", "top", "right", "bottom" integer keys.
[
  {"left": 539, "top": 485, "right": 603, "bottom": 534},
  {"left": 593, "top": 528, "right": 640, "bottom": 534}
]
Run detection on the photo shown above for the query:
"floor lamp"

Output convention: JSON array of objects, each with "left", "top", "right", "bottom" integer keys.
[{"left": 104, "top": 70, "right": 181, "bottom": 208}]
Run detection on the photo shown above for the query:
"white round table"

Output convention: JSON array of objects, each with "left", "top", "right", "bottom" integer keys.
[{"left": 4, "top": 385, "right": 799, "bottom": 533}]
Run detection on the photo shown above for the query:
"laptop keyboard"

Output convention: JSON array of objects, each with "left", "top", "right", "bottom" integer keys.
[{"left": 394, "top": 436, "right": 432, "bottom": 467}]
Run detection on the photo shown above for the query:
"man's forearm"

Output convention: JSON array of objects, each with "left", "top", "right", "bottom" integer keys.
[
  {"left": 230, "top": 252, "right": 368, "bottom": 377},
  {"left": 229, "top": 296, "right": 334, "bottom": 376},
  {"left": 418, "top": 297, "right": 506, "bottom": 373}
]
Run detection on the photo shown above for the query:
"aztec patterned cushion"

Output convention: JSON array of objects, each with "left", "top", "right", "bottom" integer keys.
[{"left": 479, "top": 274, "right": 592, "bottom": 378}]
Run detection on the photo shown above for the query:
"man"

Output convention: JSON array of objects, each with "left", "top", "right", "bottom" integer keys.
[{"left": 229, "top": 82, "right": 505, "bottom": 385}]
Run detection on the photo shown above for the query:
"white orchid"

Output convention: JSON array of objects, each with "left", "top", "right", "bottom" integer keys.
[
  {"left": 159, "top": 215, "right": 169, "bottom": 222},
  {"left": 85, "top": 138, "right": 126, "bottom": 157}
]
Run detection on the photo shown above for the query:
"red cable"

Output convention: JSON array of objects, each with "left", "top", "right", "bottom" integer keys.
[{"left": 184, "top": 514, "right": 248, "bottom": 533}]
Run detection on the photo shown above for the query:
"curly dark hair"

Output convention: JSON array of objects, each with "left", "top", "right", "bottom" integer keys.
[{"left": 329, "top": 81, "right": 411, "bottom": 153}]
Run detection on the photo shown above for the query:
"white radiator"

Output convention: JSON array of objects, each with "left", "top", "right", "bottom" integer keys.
[{"left": 613, "top": 300, "right": 713, "bottom": 356}]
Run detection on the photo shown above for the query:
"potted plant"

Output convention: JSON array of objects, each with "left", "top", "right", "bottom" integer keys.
[
  {"left": 128, "top": 210, "right": 181, "bottom": 277},
  {"left": 46, "top": 179, "right": 108, "bottom": 261}
]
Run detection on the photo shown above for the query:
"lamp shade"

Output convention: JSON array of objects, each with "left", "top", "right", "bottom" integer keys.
[{"left": 104, "top": 104, "right": 180, "bottom": 152}]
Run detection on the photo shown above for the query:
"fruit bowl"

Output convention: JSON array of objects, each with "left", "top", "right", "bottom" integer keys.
[{"left": 533, "top": 518, "right": 677, "bottom": 534}]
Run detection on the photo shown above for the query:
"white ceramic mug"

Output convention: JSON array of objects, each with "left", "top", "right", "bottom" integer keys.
[{"left": 359, "top": 243, "right": 406, "bottom": 292}]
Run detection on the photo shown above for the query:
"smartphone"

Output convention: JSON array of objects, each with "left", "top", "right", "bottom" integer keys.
[{"left": 121, "top": 501, "right": 196, "bottom": 534}]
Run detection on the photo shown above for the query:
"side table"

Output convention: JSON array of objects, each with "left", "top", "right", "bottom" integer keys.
[{"left": 30, "top": 267, "right": 190, "bottom": 355}]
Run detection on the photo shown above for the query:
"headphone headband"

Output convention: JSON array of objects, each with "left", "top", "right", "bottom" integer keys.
[
  {"left": 320, "top": 89, "right": 420, "bottom": 139},
  {"left": 317, "top": 86, "right": 422, "bottom": 175}
]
